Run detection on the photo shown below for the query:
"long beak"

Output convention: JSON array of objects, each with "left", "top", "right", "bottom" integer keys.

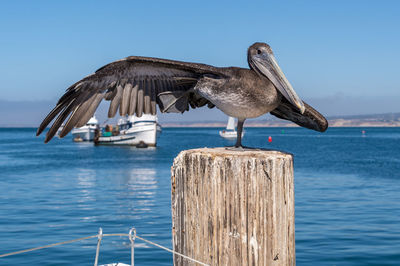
[{"left": 253, "top": 53, "right": 305, "bottom": 114}]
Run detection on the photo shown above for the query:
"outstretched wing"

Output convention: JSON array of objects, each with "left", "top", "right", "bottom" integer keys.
[
  {"left": 37, "top": 56, "right": 225, "bottom": 142},
  {"left": 270, "top": 98, "right": 328, "bottom": 132}
]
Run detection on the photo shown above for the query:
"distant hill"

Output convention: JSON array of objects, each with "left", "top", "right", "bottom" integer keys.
[
  {"left": 328, "top": 112, "right": 400, "bottom": 121},
  {"left": 326, "top": 112, "right": 400, "bottom": 127},
  {"left": 162, "top": 113, "right": 400, "bottom": 127},
  {"left": 0, "top": 98, "right": 399, "bottom": 127}
]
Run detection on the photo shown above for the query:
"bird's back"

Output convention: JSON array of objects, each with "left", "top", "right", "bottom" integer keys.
[{"left": 194, "top": 67, "right": 281, "bottom": 119}]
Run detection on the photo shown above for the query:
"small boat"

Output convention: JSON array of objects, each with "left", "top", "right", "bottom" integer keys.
[
  {"left": 71, "top": 116, "right": 99, "bottom": 142},
  {"left": 95, "top": 114, "right": 161, "bottom": 147},
  {"left": 56, "top": 123, "right": 65, "bottom": 138},
  {"left": 219, "top": 116, "right": 244, "bottom": 139}
]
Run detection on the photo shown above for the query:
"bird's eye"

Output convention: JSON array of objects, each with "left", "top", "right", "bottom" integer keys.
[{"left": 257, "top": 49, "right": 262, "bottom": 55}]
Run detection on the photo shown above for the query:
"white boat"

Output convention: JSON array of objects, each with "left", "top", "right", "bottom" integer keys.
[
  {"left": 71, "top": 116, "right": 99, "bottom": 142},
  {"left": 95, "top": 114, "right": 161, "bottom": 147},
  {"left": 219, "top": 116, "right": 244, "bottom": 139}
]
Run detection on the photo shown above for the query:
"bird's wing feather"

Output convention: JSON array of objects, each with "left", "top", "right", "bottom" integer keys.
[
  {"left": 37, "top": 56, "right": 224, "bottom": 142},
  {"left": 270, "top": 98, "right": 328, "bottom": 132}
]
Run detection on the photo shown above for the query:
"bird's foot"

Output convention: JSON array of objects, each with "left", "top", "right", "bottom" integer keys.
[{"left": 225, "top": 145, "right": 259, "bottom": 151}]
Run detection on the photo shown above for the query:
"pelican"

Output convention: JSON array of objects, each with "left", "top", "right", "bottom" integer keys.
[{"left": 37, "top": 42, "right": 328, "bottom": 147}]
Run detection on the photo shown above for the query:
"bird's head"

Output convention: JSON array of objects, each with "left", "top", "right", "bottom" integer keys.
[{"left": 248, "top": 42, "right": 305, "bottom": 114}]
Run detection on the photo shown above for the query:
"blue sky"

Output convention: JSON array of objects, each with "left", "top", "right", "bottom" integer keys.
[{"left": 0, "top": 1, "right": 399, "bottom": 123}]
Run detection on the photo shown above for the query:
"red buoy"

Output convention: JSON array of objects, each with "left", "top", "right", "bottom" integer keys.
[{"left": 268, "top": 136, "right": 272, "bottom": 142}]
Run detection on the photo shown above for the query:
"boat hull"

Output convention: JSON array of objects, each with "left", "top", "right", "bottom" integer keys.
[
  {"left": 95, "top": 124, "right": 158, "bottom": 146},
  {"left": 71, "top": 127, "right": 97, "bottom": 141},
  {"left": 219, "top": 130, "right": 244, "bottom": 139}
]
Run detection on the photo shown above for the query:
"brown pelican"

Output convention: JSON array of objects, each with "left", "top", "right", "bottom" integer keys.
[{"left": 37, "top": 42, "right": 328, "bottom": 147}]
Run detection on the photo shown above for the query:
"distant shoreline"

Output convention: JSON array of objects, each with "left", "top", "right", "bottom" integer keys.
[
  {"left": 162, "top": 118, "right": 400, "bottom": 127},
  {"left": 1, "top": 123, "right": 400, "bottom": 128},
  {"left": 1, "top": 112, "right": 399, "bottom": 128}
]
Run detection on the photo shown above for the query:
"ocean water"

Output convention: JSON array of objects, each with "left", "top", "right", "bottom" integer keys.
[{"left": 0, "top": 127, "right": 399, "bottom": 265}]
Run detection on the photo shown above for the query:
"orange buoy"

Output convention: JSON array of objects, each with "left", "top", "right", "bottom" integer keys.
[{"left": 268, "top": 136, "right": 272, "bottom": 142}]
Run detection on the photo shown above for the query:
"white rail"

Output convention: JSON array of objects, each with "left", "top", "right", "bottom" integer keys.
[{"left": 0, "top": 227, "right": 209, "bottom": 266}]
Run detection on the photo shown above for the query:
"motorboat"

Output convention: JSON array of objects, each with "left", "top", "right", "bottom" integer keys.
[
  {"left": 94, "top": 114, "right": 161, "bottom": 147},
  {"left": 219, "top": 116, "right": 244, "bottom": 139},
  {"left": 71, "top": 116, "right": 99, "bottom": 142}
]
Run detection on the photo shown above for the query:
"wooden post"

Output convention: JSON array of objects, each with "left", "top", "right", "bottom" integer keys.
[{"left": 171, "top": 148, "right": 295, "bottom": 266}]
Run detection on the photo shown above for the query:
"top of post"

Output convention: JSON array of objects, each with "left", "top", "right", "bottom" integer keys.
[{"left": 175, "top": 147, "right": 292, "bottom": 160}]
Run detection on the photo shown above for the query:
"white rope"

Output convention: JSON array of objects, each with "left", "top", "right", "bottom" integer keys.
[
  {"left": 0, "top": 230, "right": 210, "bottom": 266},
  {"left": 134, "top": 234, "right": 209, "bottom": 266},
  {"left": 0, "top": 235, "right": 98, "bottom": 258}
]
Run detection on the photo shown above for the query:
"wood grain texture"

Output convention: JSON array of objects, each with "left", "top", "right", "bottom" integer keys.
[{"left": 171, "top": 148, "right": 295, "bottom": 266}]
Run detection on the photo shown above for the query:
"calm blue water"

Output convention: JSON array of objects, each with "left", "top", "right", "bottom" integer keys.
[{"left": 0, "top": 127, "right": 399, "bottom": 265}]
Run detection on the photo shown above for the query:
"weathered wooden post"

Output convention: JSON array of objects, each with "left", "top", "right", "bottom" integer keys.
[{"left": 171, "top": 148, "right": 295, "bottom": 266}]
